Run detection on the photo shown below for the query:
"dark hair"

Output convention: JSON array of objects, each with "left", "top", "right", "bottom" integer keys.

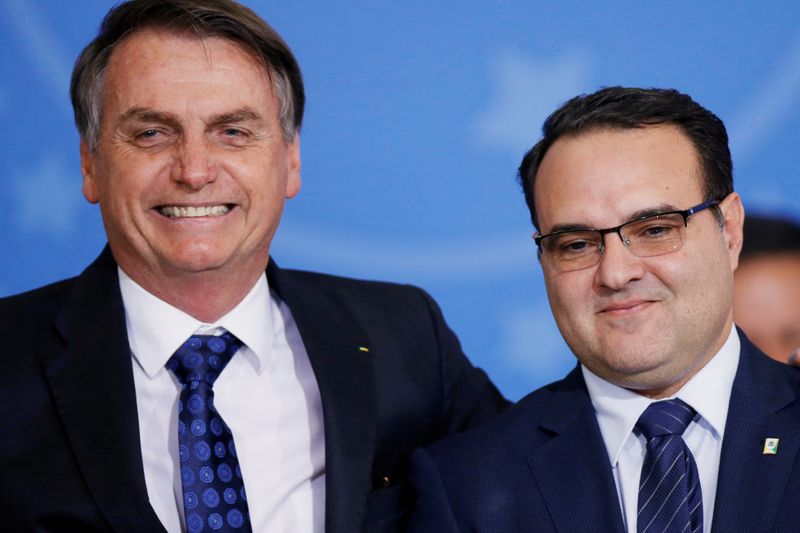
[
  {"left": 517, "top": 87, "right": 733, "bottom": 229},
  {"left": 740, "top": 215, "right": 800, "bottom": 260},
  {"left": 70, "top": 0, "right": 304, "bottom": 150}
]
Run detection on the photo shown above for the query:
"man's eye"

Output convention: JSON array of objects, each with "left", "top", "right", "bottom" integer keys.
[
  {"left": 132, "top": 129, "right": 170, "bottom": 145},
  {"left": 557, "top": 239, "right": 594, "bottom": 254},
  {"left": 138, "top": 129, "right": 161, "bottom": 139},
  {"left": 132, "top": 129, "right": 169, "bottom": 146},
  {"left": 223, "top": 128, "right": 245, "bottom": 137},
  {"left": 639, "top": 224, "right": 677, "bottom": 239}
]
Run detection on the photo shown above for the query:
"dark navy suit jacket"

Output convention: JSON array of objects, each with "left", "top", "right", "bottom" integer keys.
[
  {"left": 408, "top": 333, "right": 800, "bottom": 532},
  {"left": 0, "top": 247, "right": 508, "bottom": 532}
]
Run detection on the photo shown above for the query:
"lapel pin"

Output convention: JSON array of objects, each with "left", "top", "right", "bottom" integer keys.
[
  {"left": 358, "top": 346, "right": 370, "bottom": 352},
  {"left": 763, "top": 437, "right": 780, "bottom": 455}
]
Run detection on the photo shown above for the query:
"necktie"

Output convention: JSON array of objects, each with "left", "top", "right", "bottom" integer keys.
[
  {"left": 167, "top": 332, "right": 252, "bottom": 532},
  {"left": 636, "top": 399, "right": 703, "bottom": 533}
]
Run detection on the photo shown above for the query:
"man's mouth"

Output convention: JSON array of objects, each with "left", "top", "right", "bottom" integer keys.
[
  {"left": 158, "top": 205, "right": 231, "bottom": 218},
  {"left": 598, "top": 299, "right": 653, "bottom": 314}
]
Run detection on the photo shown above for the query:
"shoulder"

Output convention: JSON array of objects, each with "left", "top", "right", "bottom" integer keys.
[
  {"left": 407, "top": 371, "right": 586, "bottom": 527},
  {"left": 0, "top": 277, "right": 76, "bottom": 331},
  {"left": 0, "top": 278, "right": 79, "bottom": 382},
  {"left": 277, "top": 266, "right": 430, "bottom": 300},
  {"left": 272, "top": 265, "right": 442, "bottom": 324},
  {"left": 737, "top": 330, "right": 800, "bottom": 391},
  {"left": 424, "top": 370, "right": 585, "bottom": 465}
]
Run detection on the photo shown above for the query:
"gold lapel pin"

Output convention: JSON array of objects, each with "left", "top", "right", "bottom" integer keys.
[
  {"left": 358, "top": 346, "right": 370, "bottom": 352},
  {"left": 763, "top": 437, "right": 780, "bottom": 455}
]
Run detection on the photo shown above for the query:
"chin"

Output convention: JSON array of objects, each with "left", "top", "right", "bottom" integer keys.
[
  {"left": 160, "top": 248, "right": 233, "bottom": 274},
  {"left": 597, "top": 345, "right": 667, "bottom": 376},
  {"left": 595, "top": 332, "right": 643, "bottom": 353}
]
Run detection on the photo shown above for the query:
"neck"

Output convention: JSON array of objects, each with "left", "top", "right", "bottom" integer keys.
[{"left": 632, "top": 320, "right": 735, "bottom": 399}]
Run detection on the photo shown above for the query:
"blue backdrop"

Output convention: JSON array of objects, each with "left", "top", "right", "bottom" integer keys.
[{"left": 2, "top": 1, "right": 799, "bottom": 400}]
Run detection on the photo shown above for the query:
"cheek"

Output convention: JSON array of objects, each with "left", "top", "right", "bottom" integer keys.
[
  {"left": 226, "top": 155, "right": 282, "bottom": 192},
  {"left": 86, "top": 165, "right": 121, "bottom": 211},
  {"left": 101, "top": 173, "right": 142, "bottom": 210},
  {"left": 656, "top": 246, "right": 733, "bottom": 322},
  {"left": 544, "top": 273, "right": 591, "bottom": 329}
]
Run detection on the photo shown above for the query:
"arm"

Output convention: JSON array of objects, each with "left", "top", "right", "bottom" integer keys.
[{"left": 416, "top": 287, "right": 510, "bottom": 436}]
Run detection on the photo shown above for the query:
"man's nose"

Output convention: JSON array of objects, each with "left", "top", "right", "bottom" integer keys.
[
  {"left": 594, "top": 232, "right": 645, "bottom": 290},
  {"left": 172, "top": 134, "right": 217, "bottom": 189}
]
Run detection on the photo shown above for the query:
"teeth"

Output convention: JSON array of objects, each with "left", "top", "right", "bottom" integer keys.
[{"left": 159, "top": 205, "right": 230, "bottom": 218}]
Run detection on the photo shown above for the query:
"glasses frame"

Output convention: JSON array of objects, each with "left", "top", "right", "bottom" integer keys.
[{"left": 533, "top": 199, "right": 721, "bottom": 266}]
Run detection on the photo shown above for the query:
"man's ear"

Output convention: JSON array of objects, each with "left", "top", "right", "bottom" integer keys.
[
  {"left": 80, "top": 140, "right": 100, "bottom": 204},
  {"left": 285, "top": 132, "right": 301, "bottom": 199},
  {"left": 719, "top": 192, "right": 744, "bottom": 271}
]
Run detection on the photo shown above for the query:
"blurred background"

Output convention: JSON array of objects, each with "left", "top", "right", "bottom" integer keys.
[{"left": 2, "top": 1, "right": 799, "bottom": 400}]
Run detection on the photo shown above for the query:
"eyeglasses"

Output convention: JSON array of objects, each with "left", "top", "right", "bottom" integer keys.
[{"left": 533, "top": 199, "right": 721, "bottom": 272}]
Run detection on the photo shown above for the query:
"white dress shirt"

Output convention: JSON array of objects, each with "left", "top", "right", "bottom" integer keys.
[
  {"left": 119, "top": 268, "right": 326, "bottom": 533},
  {"left": 583, "top": 326, "right": 740, "bottom": 533}
]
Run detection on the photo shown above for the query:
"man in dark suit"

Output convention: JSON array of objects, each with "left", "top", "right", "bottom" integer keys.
[
  {"left": 408, "top": 87, "right": 800, "bottom": 532},
  {"left": 0, "top": 1, "right": 506, "bottom": 532}
]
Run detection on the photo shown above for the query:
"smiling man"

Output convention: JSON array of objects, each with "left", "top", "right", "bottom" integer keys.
[
  {"left": 81, "top": 29, "right": 301, "bottom": 323},
  {"left": 408, "top": 87, "right": 800, "bottom": 532},
  {"left": 0, "top": 1, "right": 507, "bottom": 532}
]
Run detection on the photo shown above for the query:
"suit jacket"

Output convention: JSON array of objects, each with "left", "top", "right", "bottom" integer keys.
[
  {"left": 0, "top": 247, "right": 507, "bottom": 532},
  {"left": 407, "top": 333, "right": 800, "bottom": 532}
]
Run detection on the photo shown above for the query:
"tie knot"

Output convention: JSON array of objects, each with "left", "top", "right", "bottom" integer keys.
[
  {"left": 166, "top": 332, "right": 243, "bottom": 387},
  {"left": 636, "top": 399, "right": 696, "bottom": 440}
]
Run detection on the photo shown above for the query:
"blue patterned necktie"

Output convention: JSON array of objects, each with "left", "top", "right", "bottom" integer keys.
[
  {"left": 167, "top": 332, "right": 252, "bottom": 532},
  {"left": 636, "top": 399, "right": 703, "bottom": 533}
]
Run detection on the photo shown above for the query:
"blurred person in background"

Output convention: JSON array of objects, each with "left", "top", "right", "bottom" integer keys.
[{"left": 734, "top": 215, "right": 800, "bottom": 365}]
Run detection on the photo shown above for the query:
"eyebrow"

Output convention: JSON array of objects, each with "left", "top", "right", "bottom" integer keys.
[
  {"left": 206, "top": 108, "right": 264, "bottom": 128},
  {"left": 546, "top": 203, "right": 682, "bottom": 234},
  {"left": 118, "top": 107, "right": 181, "bottom": 129},
  {"left": 625, "top": 203, "right": 680, "bottom": 221},
  {"left": 116, "top": 107, "right": 264, "bottom": 129}
]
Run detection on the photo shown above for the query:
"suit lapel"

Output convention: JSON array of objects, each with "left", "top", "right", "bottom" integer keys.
[
  {"left": 46, "top": 248, "right": 164, "bottom": 532},
  {"left": 269, "top": 261, "right": 377, "bottom": 533},
  {"left": 711, "top": 335, "right": 800, "bottom": 532},
  {"left": 525, "top": 368, "right": 626, "bottom": 533}
]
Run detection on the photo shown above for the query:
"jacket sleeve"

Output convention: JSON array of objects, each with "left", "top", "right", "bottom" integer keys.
[{"left": 416, "top": 287, "right": 510, "bottom": 437}]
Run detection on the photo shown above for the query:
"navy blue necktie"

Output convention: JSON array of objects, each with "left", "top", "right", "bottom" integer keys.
[
  {"left": 167, "top": 332, "right": 253, "bottom": 532},
  {"left": 636, "top": 399, "right": 703, "bottom": 533}
]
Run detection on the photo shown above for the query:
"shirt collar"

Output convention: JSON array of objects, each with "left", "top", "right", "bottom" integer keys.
[
  {"left": 583, "top": 325, "right": 740, "bottom": 466},
  {"left": 119, "top": 268, "right": 275, "bottom": 378}
]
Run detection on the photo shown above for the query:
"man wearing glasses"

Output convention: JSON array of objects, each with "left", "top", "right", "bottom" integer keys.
[{"left": 407, "top": 87, "right": 800, "bottom": 532}]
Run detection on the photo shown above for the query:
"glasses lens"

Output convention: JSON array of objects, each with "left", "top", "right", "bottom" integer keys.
[
  {"left": 541, "top": 230, "right": 602, "bottom": 271},
  {"left": 622, "top": 213, "right": 685, "bottom": 258}
]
